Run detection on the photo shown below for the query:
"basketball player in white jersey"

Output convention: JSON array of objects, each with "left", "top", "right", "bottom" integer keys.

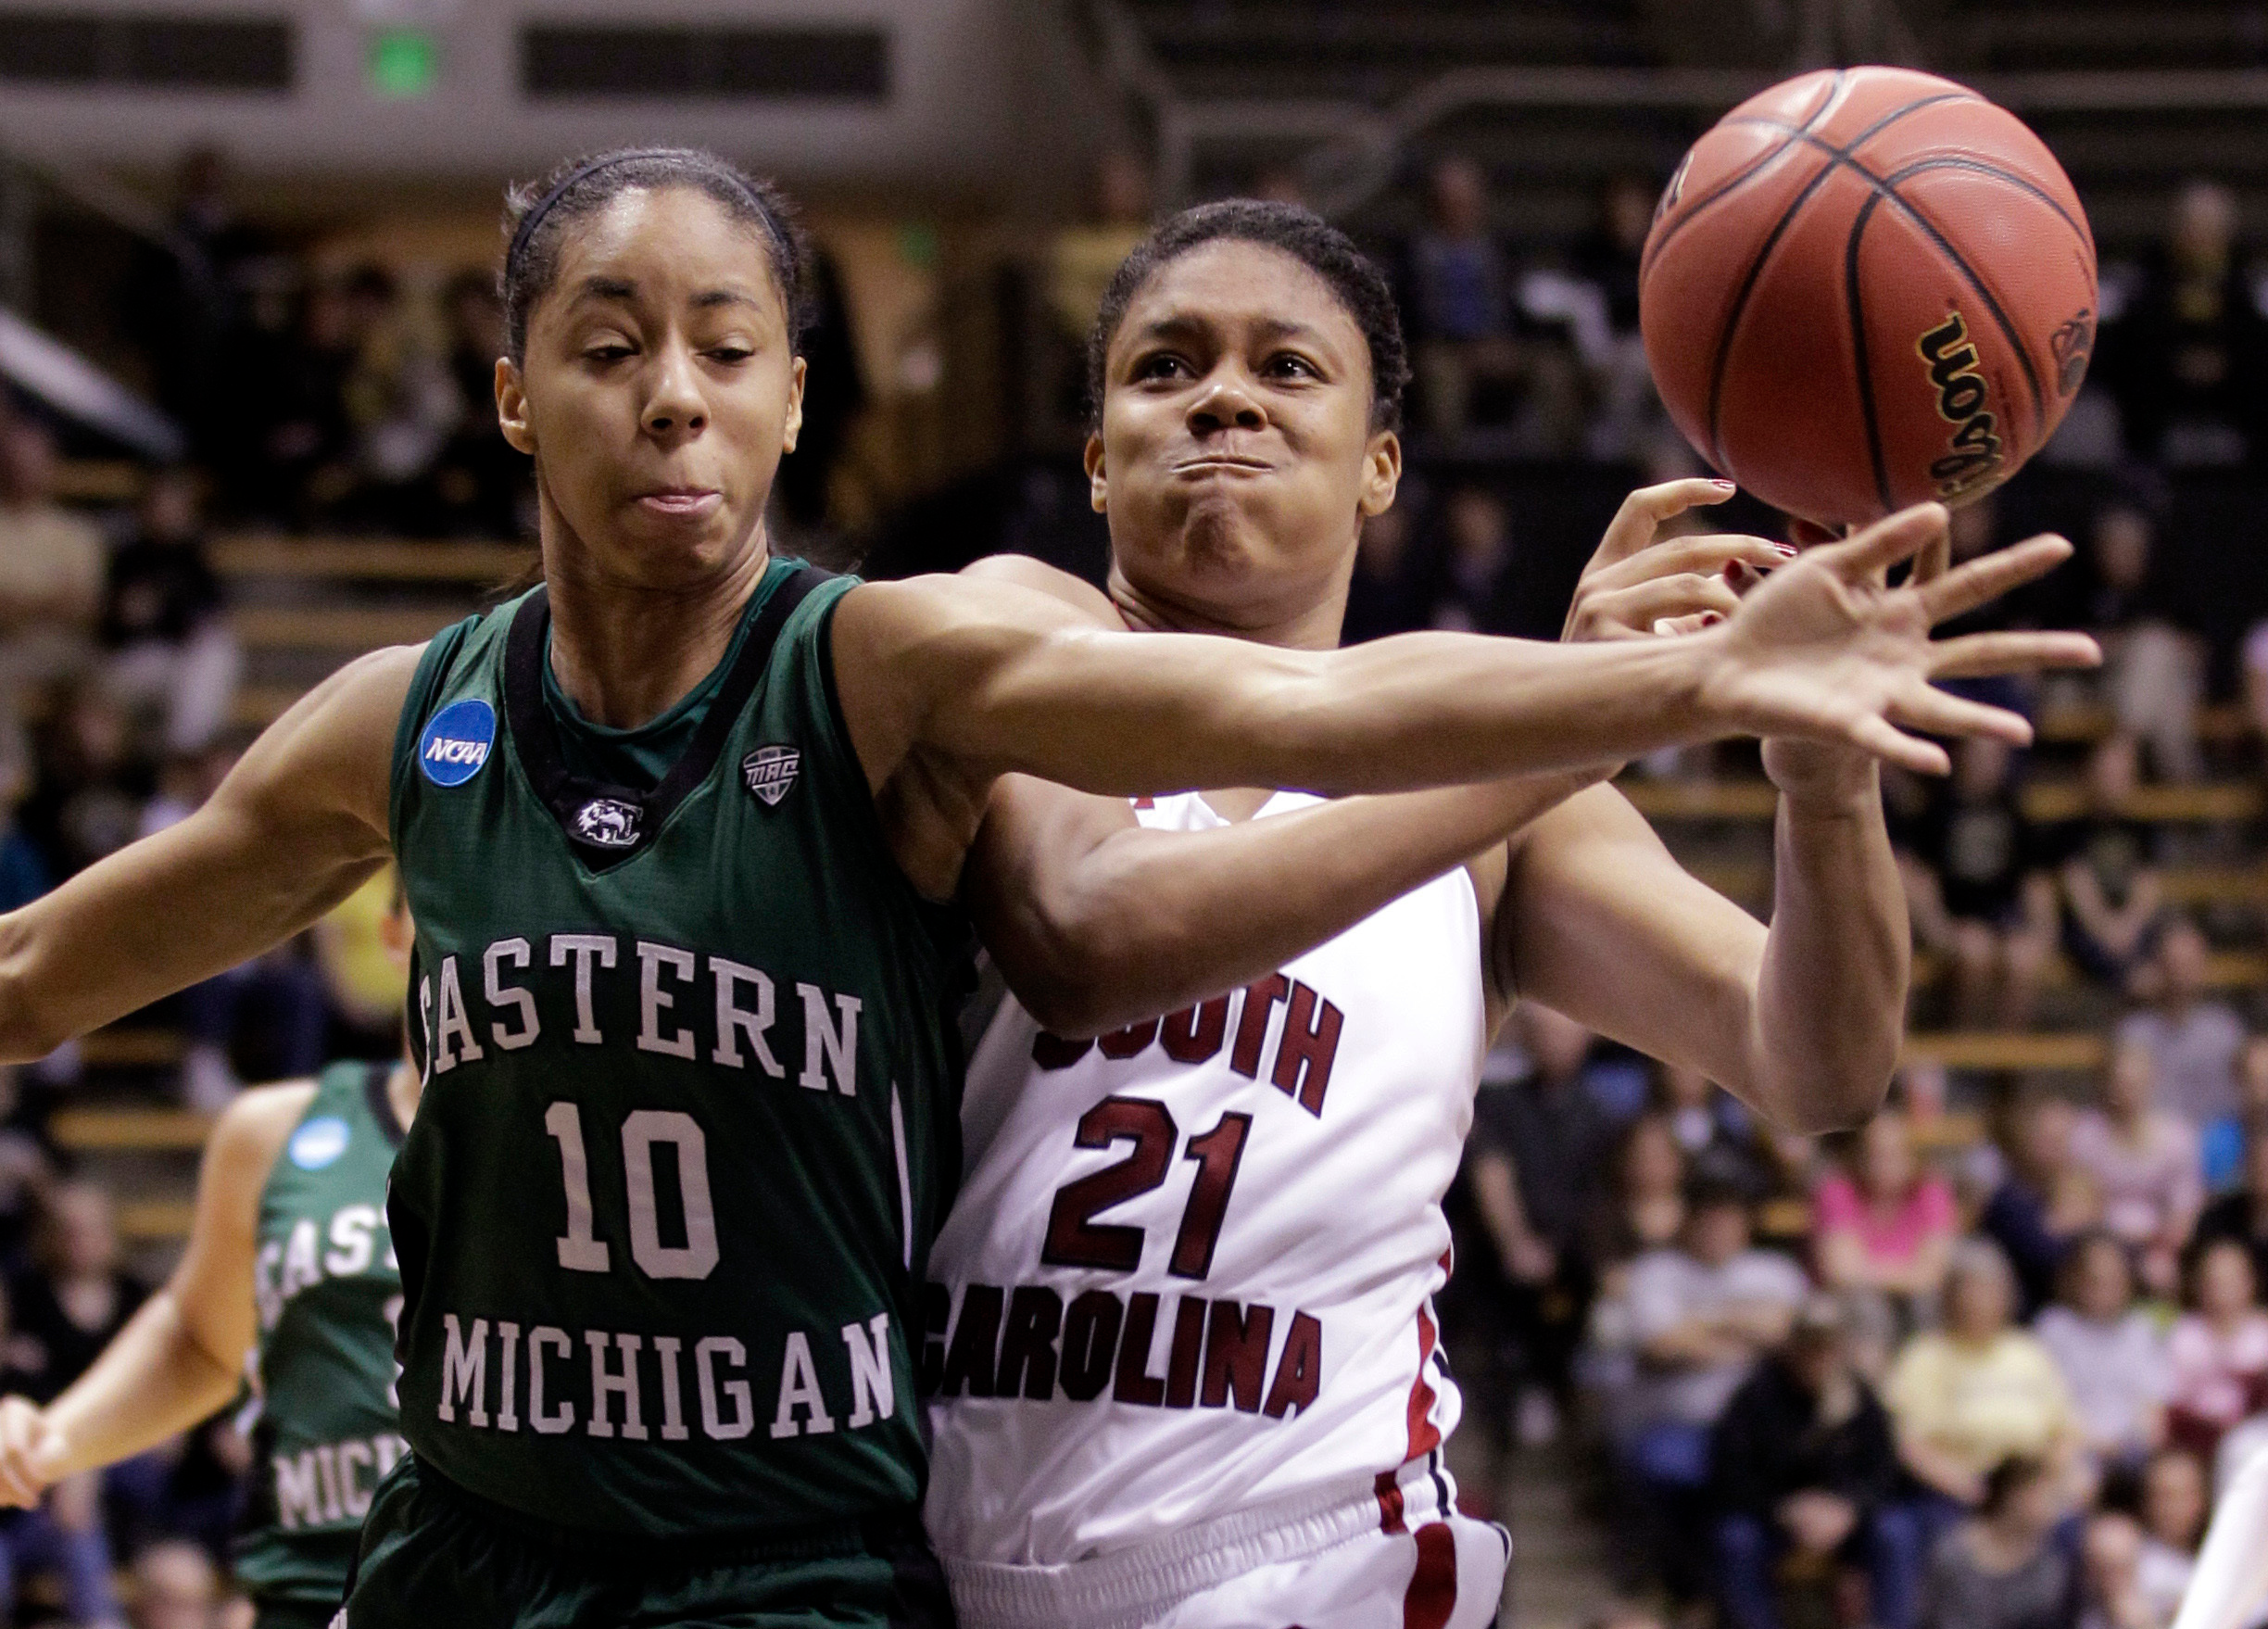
[{"left": 923, "top": 201, "right": 2092, "bottom": 1629}]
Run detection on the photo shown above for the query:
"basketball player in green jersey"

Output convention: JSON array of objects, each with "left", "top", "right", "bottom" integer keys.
[
  {"left": 0, "top": 147, "right": 2089, "bottom": 1624},
  {"left": 0, "top": 890, "right": 418, "bottom": 1629}
]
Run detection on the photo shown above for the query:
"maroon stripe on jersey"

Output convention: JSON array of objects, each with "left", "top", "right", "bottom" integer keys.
[
  {"left": 1375, "top": 1469, "right": 1406, "bottom": 1534},
  {"left": 1404, "top": 1523, "right": 1460, "bottom": 1629},
  {"left": 1405, "top": 1305, "right": 1443, "bottom": 1460}
]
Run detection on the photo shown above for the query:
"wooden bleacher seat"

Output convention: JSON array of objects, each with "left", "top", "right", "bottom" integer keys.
[
  {"left": 2038, "top": 701, "right": 2251, "bottom": 747},
  {"left": 50, "top": 1105, "right": 210, "bottom": 1152},
  {"left": 1621, "top": 775, "right": 2263, "bottom": 825},
  {"left": 51, "top": 459, "right": 142, "bottom": 505},
  {"left": 118, "top": 1198, "right": 195, "bottom": 1242},
  {"left": 78, "top": 1027, "right": 185, "bottom": 1069},
  {"left": 1901, "top": 1031, "right": 2106, "bottom": 1072},
  {"left": 209, "top": 535, "right": 535, "bottom": 586},
  {"left": 230, "top": 604, "right": 466, "bottom": 653}
]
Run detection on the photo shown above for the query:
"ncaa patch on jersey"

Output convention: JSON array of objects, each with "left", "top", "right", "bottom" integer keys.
[
  {"left": 572, "top": 797, "right": 642, "bottom": 849},
  {"left": 742, "top": 744, "right": 800, "bottom": 807},
  {"left": 288, "top": 1116, "right": 351, "bottom": 1170},
  {"left": 419, "top": 698, "right": 496, "bottom": 788}
]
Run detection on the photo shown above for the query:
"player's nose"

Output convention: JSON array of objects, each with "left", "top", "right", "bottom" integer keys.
[
  {"left": 641, "top": 342, "right": 709, "bottom": 437},
  {"left": 1187, "top": 370, "right": 1266, "bottom": 434}
]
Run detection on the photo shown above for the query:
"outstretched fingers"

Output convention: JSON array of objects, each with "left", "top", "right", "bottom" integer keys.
[
  {"left": 1844, "top": 712, "right": 1952, "bottom": 776},
  {"left": 1593, "top": 477, "right": 1737, "bottom": 565},
  {"left": 1918, "top": 535, "right": 2075, "bottom": 625},
  {"left": 1585, "top": 532, "right": 1790, "bottom": 594},
  {"left": 1814, "top": 502, "right": 1951, "bottom": 581},
  {"left": 1931, "top": 630, "right": 2103, "bottom": 680},
  {"left": 1891, "top": 681, "right": 2035, "bottom": 746},
  {"left": 1579, "top": 573, "right": 1744, "bottom": 638}
]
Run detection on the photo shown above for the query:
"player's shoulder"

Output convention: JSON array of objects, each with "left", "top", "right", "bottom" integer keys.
[
  {"left": 205, "top": 1080, "right": 322, "bottom": 1192},
  {"left": 958, "top": 555, "right": 1118, "bottom": 623}
]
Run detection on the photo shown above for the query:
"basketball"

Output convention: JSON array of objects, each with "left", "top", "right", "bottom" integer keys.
[{"left": 1641, "top": 67, "right": 2099, "bottom": 528}]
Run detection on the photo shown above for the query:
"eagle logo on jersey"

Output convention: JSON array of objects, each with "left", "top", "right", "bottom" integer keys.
[
  {"left": 571, "top": 798, "right": 642, "bottom": 849},
  {"left": 742, "top": 745, "right": 800, "bottom": 807}
]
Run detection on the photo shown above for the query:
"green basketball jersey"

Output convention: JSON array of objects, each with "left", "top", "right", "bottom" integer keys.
[
  {"left": 386, "top": 560, "right": 972, "bottom": 1539},
  {"left": 236, "top": 1059, "right": 409, "bottom": 1608}
]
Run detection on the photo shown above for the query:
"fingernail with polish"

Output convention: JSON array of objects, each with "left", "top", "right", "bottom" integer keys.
[
  {"left": 1702, "top": 612, "right": 1724, "bottom": 626},
  {"left": 1775, "top": 542, "right": 1798, "bottom": 557},
  {"left": 1711, "top": 478, "right": 1736, "bottom": 488}
]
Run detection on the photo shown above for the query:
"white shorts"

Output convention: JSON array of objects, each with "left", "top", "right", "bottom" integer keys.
[{"left": 946, "top": 1455, "right": 1509, "bottom": 1629}]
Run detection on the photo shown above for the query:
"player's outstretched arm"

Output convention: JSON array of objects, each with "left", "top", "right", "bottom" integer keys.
[
  {"left": 2174, "top": 1446, "right": 2268, "bottom": 1629},
  {"left": 0, "top": 648, "right": 409, "bottom": 1063},
  {"left": 958, "top": 486, "right": 1779, "bottom": 1033},
  {"left": 831, "top": 503, "right": 2096, "bottom": 813},
  {"left": 0, "top": 1083, "right": 309, "bottom": 1504}
]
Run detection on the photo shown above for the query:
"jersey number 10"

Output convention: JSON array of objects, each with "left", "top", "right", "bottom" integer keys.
[{"left": 544, "top": 1101, "right": 721, "bottom": 1280}]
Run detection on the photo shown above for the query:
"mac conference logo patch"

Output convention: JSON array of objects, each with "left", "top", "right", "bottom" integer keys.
[
  {"left": 418, "top": 698, "right": 495, "bottom": 788},
  {"left": 742, "top": 745, "right": 800, "bottom": 807},
  {"left": 572, "top": 798, "right": 643, "bottom": 849}
]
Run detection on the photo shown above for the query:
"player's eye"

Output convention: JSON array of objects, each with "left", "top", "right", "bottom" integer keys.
[
  {"left": 704, "top": 344, "right": 755, "bottom": 364},
  {"left": 1265, "top": 352, "right": 1321, "bottom": 381},
  {"left": 1131, "top": 351, "right": 1191, "bottom": 382},
  {"left": 583, "top": 341, "right": 636, "bottom": 363}
]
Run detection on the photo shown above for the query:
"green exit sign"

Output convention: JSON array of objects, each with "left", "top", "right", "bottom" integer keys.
[{"left": 368, "top": 28, "right": 439, "bottom": 97}]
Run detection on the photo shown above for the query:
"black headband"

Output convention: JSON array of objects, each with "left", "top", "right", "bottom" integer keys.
[{"left": 505, "top": 148, "right": 779, "bottom": 279}]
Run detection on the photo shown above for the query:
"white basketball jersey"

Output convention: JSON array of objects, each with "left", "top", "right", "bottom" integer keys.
[{"left": 924, "top": 790, "right": 1488, "bottom": 1568}]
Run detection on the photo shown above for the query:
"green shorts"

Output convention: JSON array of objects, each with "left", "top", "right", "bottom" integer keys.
[{"left": 339, "top": 1459, "right": 952, "bottom": 1629}]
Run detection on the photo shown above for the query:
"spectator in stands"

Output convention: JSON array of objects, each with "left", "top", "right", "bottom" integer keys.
[
  {"left": 2099, "top": 179, "right": 2265, "bottom": 469},
  {"left": 2035, "top": 1232, "right": 2170, "bottom": 1474},
  {"left": 2057, "top": 734, "right": 2166, "bottom": 992},
  {"left": 1588, "top": 1113, "right": 1688, "bottom": 1291},
  {"left": 1341, "top": 500, "right": 1435, "bottom": 644},
  {"left": 1048, "top": 148, "right": 1153, "bottom": 345},
  {"left": 1616, "top": 1178, "right": 1808, "bottom": 1599},
  {"left": 121, "top": 145, "right": 259, "bottom": 466},
  {"left": 1426, "top": 486, "right": 1517, "bottom": 635},
  {"left": 2135, "top": 1447, "right": 2208, "bottom": 1626},
  {"left": 1569, "top": 173, "right": 1667, "bottom": 462},
  {"left": 2083, "top": 504, "right": 2205, "bottom": 783},
  {"left": 2080, "top": 1510, "right": 2154, "bottom": 1629},
  {"left": 98, "top": 467, "right": 236, "bottom": 755},
  {"left": 1918, "top": 1456, "right": 2080, "bottom": 1629},
  {"left": 2069, "top": 1040, "right": 2203, "bottom": 1296},
  {"left": 1652, "top": 1061, "right": 1767, "bottom": 1194},
  {"left": 2193, "top": 1114, "right": 2268, "bottom": 1287},
  {"left": 774, "top": 248, "right": 868, "bottom": 542},
  {"left": 134, "top": 741, "right": 325, "bottom": 1108},
  {"left": 1896, "top": 736, "right": 2060, "bottom": 1029},
  {"left": 1982, "top": 1089, "right": 2102, "bottom": 1319},
  {"left": 0, "top": 1269, "right": 120, "bottom": 1629},
  {"left": 2118, "top": 916, "right": 2244, "bottom": 1127},
  {"left": 1712, "top": 1295, "right": 1919, "bottom": 1629},
  {"left": 2164, "top": 1237, "right": 2268, "bottom": 1459},
  {"left": 1813, "top": 1111, "right": 1960, "bottom": 1337},
  {"left": 1404, "top": 156, "right": 1524, "bottom": 440},
  {"left": 2199, "top": 1035, "right": 2268, "bottom": 1192},
  {"left": 0, "top": 414, "right": 105, "bottom": 696},
  {"left": 426, "top": 269, "right": 526, "bottom": 540},
  {"left": 6, "top": 1185, "right": 143, "bottom": 1408},
  {"left": 128, "top": 1538, "right": 218, "bottom": 1629},
  {"left": 1464, "top": 1003, "right": 1619, "bottom": 1444},
  {"left": 1884, "top": 1241, "right": 2080, "bottom": 1534},
  {"left": 21, "top": 684, "right": 147, "bottom": 880}
]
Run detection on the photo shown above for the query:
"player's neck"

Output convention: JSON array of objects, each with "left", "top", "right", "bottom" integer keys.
[
  {"left": 541, "top": 531, "right": 773, "bottom": 729},
  {"left": 1105, "top": 574, "right": 1348, "bottom": 652}
]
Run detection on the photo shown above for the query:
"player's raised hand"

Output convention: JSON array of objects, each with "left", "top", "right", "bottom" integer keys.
[
  {"left": 0, "top": 1395, "right": 67, "bottom": 1507},
  {"left": 1702, "top": 501, "right": 2100, "bottom": 775},
  {"left": 1562, "top": 477, "right": 1793, "bottom": 641}
]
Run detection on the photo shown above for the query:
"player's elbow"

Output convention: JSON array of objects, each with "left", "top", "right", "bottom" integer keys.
[
  {"left": 1758, "top": 1063, "right": 1895, "bottom": 1136},
  {"left": 0, "top": 951, "right": 69, "bottom": 1065}
]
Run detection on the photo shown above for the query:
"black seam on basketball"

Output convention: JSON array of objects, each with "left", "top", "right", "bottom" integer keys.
[
  {"left": 1703, "top": 150, "right": 1842, "bottom": 468},
  {"left": 1846, "top": 190, "right": 1896, "bottom": 516},
  {"left": 1769, "top": 127, "right": 2049, "bottom": 424},
  {"left": 1879, "top": 154, "right": 2093, "bottom": 256},
  {"left": 1642, "top": 70, "right": 1847, "bottom": 284}
]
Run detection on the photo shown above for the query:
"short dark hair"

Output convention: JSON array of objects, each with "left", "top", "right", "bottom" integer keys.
[
  {"left": 499, "top": 147, "right": 810, "bottom": 366},
  {"left": 1979, "top": 1456, "right": 2049, "bottom": 1518},
  {"left": 1085, "top": 199, "right": 1410, "bottom": 433}
]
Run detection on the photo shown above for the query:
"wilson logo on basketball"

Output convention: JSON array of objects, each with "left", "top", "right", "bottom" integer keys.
[{"left": 1915, "top": 311, "right": 2005, "bottom": 500}]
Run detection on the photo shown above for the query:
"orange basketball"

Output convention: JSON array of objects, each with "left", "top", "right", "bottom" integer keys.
[{"left": 1641, "top": 67, "right": 2098, "bottom": 529}]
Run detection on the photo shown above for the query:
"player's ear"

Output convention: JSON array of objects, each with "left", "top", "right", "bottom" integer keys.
[
  {"left": 1357, "top": 428, "right": 1401, "bottom": 517},
  {"left": 497, "top": 359, "right": 535, "bottom": 456},
  {"left": 1084, "top": 433, "right": 1108, "bottom": 513},
  {"left": 780, "top": 355, "right": 807, "bottom": 455}
]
